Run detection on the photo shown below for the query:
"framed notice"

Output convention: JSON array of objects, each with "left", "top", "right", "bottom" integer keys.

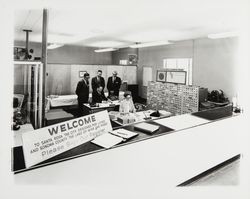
[
  {"left": 79, "top": 71, "right": 86, "bottom": 78},
  {"left": 166, "top": 71, "right": 186, "bottom": 84},
  {"left": 156, "top": 70, "right": 166, "bottom": 82}
]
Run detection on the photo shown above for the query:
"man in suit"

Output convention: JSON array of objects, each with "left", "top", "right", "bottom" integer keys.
[
  {"left": 107, "top": 71, "right": 121, "bottom": 97},
  {"left": 92, "top": 85, "right": 109, "bottom": 103},
  {"left": 91, "top": 70, "right": 105, "bottom": 93},
  {"left": 75, "top": 72, "right": 90, "bottom": 116}
]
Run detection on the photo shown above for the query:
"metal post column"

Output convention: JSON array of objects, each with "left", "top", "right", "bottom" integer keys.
[{"left": 41, "top": 9, "right": 48, "bottom": 127}]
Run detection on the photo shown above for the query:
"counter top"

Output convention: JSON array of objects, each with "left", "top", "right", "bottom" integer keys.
[
  {"left": 12, "top": 105, "right": 243, "bottom": 188},
  {"left": 13, "top": 114, "right": 243, "bottom": 187}
]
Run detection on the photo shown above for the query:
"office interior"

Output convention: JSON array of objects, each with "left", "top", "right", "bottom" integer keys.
[{"left": 10, "top": 0, "right": 250, "bottom": 193}]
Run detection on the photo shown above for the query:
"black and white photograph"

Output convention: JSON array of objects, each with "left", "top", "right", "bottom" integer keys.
[{"left": 1, "top": 0, "right": 250, "bottom": 198}]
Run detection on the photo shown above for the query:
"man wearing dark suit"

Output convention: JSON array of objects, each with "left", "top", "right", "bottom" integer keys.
[
  {"left": 92, "top": 86, "right": 108, "bottom": 103},
  {"left": 91, "top": 70, "right": 105, "bottom": 93},
  {"left": 75, "top": 72, "right": 90, "bottom": 116},
  {"left": 107, "top": 71, "right": 121, "bottom": 97}
]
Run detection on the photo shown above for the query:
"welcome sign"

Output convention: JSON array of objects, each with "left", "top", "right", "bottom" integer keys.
[{"left": 22, "top": 110, "right": 112, "bottom": 168}]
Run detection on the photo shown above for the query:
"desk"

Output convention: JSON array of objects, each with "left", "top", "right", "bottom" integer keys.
[
  {"left": 46, "top": 91, "right": 125, "bottom": 111},
  {"left": 83, "top": 100, "right": 120, "bottom": 114}
]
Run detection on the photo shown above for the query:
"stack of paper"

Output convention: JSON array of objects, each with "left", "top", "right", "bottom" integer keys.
[
  {"left": 91, "top": 133, "right": 123, "bottom": 149},
  {"left": 91, "top": 129, "right": 139, "bottom": 149},
  {"left": 111, "top": 129, "right": 138, "bottom": 139},
  {"left": 154, "top": 114, "right": 210, "bottom": 130},
  {"left": 133, "top": 122, "right": 160, "bottom": 134},
  {"left": 108, "top": 111, "right": 120, "bottom": 120}
]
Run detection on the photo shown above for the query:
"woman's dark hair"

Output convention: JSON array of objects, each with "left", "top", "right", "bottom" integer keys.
[{"left": 124, "top": 91, "right": 132, "bottom": 98}]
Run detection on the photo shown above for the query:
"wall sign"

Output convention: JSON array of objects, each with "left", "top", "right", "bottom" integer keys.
[
  {"left": 166, "top": 71, "right": 187, "bottom": 85},
  {"left": 22, "top": 110, "right": 112, "bottom": 168}
]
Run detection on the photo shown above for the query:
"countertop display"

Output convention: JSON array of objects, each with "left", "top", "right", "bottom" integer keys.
[{"left": 12, "top": 105, "right": 243, "bottom": 187}]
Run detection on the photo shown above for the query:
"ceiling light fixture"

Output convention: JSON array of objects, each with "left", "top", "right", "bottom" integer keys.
[
  {"left": 207, "top": 31, "right": 239, "bottom": 39},
  {"left": 47, "top": 43, "right": 64, "bottom": 49},
  {"left": 94, "top": 48, "right": 118, "bottom": 53},
  {"left": 130, "top": 41, "right": 172, "bottom": 48},
  {"left": 90, "top": 41, "right": 127, "bottom": 48}
]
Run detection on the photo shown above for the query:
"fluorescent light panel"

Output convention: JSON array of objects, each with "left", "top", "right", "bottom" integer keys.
[
  {"left": 94, "top": 48, "right": 118, "bottom": 52},
  {"left": 47, "top": 43, "right": 64, "bottom": 49},
  {"left": 207, "top": 31, "right": 239, "bottom": 39},
  {"left": 130, "top": 41, "right": 172, "bottom": 48},
  {"left": 90, "top": 41, "right": 127, "bottom": 48}
]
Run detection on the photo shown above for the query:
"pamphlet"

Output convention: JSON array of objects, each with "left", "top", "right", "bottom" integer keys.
[
  {"left": 133, "top": 122, "right": 160, "bottom": 134},
  {"left": 91, "top": 129, "right": 139, "bottom": 149},
  {"left": 110, "top": 129, "right": 138, "bottom": 139},
  {"left": 91, "top": 133, "right": 123, "bottom": 149}
]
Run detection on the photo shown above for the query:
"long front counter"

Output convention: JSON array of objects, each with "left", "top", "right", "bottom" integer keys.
[{"left": 12, "top": 105, "right": 243, "bottom": 187}]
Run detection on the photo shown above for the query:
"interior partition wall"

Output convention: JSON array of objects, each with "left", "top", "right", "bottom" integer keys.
[{"left": 14, "top": 61, "right": 43, "bottom": 129}]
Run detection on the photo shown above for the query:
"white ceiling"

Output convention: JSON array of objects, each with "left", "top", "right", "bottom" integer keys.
[{"left": 14, "top": 0, "right": 247, "bottom": 48}]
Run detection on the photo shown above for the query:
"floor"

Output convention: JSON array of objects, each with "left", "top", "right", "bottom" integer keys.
[{"left": 189, "top": 159, "right": 240, "bottom": 186}]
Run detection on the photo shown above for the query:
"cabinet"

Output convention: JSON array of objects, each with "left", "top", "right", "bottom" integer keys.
[{"left": 147, "top": 82, "right": 201, "bottom": 115}]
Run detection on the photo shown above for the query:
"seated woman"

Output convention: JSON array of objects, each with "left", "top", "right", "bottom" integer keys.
[
  {"left": 92, "top": 85, "right": 108, "bottom": 103},
  {"left": 119, "top": 91, "right": 136, "bottom": 114}
]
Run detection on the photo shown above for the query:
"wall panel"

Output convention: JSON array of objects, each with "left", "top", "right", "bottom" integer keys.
[
  {"left": 45, "top": 64, "right": 137, "bottom": 95},
  {"left": 46, "top": 64, "right": 71, "bottom": 96}
]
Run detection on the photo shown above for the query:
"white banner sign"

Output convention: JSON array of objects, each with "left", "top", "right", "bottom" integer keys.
[{"left": 22, "top": 110, "right": 112, "bottom": 168}]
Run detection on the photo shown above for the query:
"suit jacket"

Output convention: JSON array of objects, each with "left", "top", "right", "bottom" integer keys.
[
  {"left": 92, "top": 90, "right": 107, "bottom": 103},
  {"left": 107, "top": 76, "right": 121, "bottom": 96},
  {"left": 75, "top": 79, "right": 89, "bottom": 103},
  {"left": 91, "top": 76, "right": 105, "bottom": 92}
]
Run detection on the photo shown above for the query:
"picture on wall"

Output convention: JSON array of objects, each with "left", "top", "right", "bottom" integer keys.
[
  {"left": 79, "top": 71, "right": 86, "bottom": 78},
  {"left": 128, "top": 54, "right": 137, "bottom": 65},
  {"left": 14, "top": 46, "right": 26, "bottom": 60},
  {"left": 156, "top": 70, "right": 167, "bottom": 82},
  {"left": 166, "top": 70, "right": 186, "bottom": 85}
]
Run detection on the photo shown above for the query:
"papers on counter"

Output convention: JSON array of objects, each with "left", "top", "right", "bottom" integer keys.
[
  {"left": 85, "top": 100, "right": 120, "bottom": 108},
  {"left": 154, "top": 114, "right": 210, "bottom": 130},
  {"left": 134, "top": 122, "right": 160, "bottom": 134},
  {"left": 91, "top": 129, "right": 138, "bottom": 149},
  {"left": 111, "top": 129, "right": 138, "bottom": 139},
  {"left": 108, "top": 111, "right": 120, "bottom": 120},
  {"left": 91, "top": 133, "right": 123, "bottom": 149}
]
